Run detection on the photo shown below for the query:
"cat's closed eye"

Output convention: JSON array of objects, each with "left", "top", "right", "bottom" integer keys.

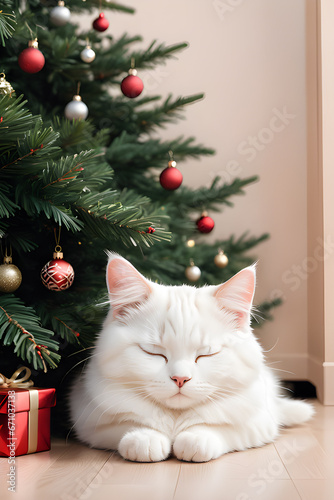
[
  {"left": 195, "top": 351, "right": 221, "bottom": 363},
  {"left": 138, "top": 345, "right": 168, "bottom": 363}
]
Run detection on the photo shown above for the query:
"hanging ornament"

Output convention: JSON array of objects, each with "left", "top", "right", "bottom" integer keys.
[
  {"left": 160, "top": 151, "right": 183, "bottom": 190},
  {"left": 41, "top": 229, "right": 74, "bottom": 291},
  {"left": 18, "top": 39, "right": 45, "bottom": 74},
  {"left": 92, "top": 12, "right": 109, "bottom": 32},
  {"left": 64, "top": 84, "right": 88, "bottom": 120},
  {"left": 80, "top": 41, "right": 96, "bottom": 63},
  {"left": 0, "top": 73, "right": 15, "bottom": 96},
  {"left": 214, "top": 250, "right": 229, "bottom": 268},
  {"left": 121, "top": 71, "right": 144, "bottom": 98},
  {"left": 186, "top": 239, "right": 196, "bottom": 248},
  {"left": 196, "top": 212, "right": 215, "bottom": 234},
  {"left": 50, "top": 1, "right": 71, "bottom": 26},
  {"left": 121, "top": 59, "right": 144, "bottom": 98},
  {"left": 64, "top": 95, "right": 88, "bottom": 120},
  {"left": 0, "top": 251, "right": 22, "bottom": 293},
  {"left": 185, "top": 260, "right": 201, "bottom": 282}
]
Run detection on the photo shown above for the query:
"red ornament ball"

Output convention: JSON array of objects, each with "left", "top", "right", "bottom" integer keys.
[
  {"left": 196, "top": 215, "right": 215, "bottom": 233},
  {"left": 41, "top": 258, "right": 74, "bottom": 291},
  {"left": 121, "top": 74, "right": 144, "bottom": 98},
  {"left": 92, "top": 12, "right": 109, "bottom": 32},
  {"left": 18, "top": 47, "right": 45, "bottom": 74},
  {"left": 160, "top": 166, "right": 183, "bottom": 190}
]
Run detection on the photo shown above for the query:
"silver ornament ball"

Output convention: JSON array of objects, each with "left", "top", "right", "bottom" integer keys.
[
  {"left": 185, "top": 264, "right": 201, "bottom": 282},
  {"left": 80, "top": 46, "right": 96, "bottom": 63},
  {"left": 50, "top": 2, "right": 71, "bottom": 27},
  {"left": 64, "top": 95, "right": 88, "bottom": 121}
]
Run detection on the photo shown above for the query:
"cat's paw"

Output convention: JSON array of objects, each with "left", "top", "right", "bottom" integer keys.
[
  {"left": 173, "top": 430, "right": 223, "bottom": 462},
  {"left": 118, "top": 428, "right": 171, "bottom": 462}
]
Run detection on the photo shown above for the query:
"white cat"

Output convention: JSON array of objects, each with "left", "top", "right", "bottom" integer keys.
[{"left": 69, "top": 253, "right": 314, "bottom": 462}]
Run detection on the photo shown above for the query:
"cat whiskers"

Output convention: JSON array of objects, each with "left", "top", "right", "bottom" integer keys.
[
  {"left": 266, "top": 366, "right": 296, "bottom": 377},
  {"left": 206, "top": 394, "right": 227, "bottom": 413},
  {"left": 93, "top": 390, "right": 152, "bottom": 432},
  {"left": 67, "top": 382, "right": 150, "bottom": 440},
  {"left": 262, "top": 338, "right": 280, "bottom": 353},
  {"left": 61, "top": 349, "right": 107, "bottom": 386},
  {"left": 205, "top": 383, "right": 252, "bottom": 404}
]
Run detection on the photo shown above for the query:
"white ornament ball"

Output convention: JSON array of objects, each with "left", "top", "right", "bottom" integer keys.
[
  {"left": 185, "top": 264, "right": 201, "bottom": 282},
  {"left": 80, "top": 46, "right": 96, "bottom": 63},
  {"left": 64, "top": 96, "right": 88, "bottom": 120},
  {"left": 50, "top": 4, "right": 71, "bottom": 27}
]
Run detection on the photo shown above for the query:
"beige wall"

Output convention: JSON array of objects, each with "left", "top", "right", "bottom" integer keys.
[{"left": 77, "top": 1, "right": 315, "bottom": 380}]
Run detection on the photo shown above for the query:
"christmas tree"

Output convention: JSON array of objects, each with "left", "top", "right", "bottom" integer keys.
[{"left": 0, "top": 0, "right": 280, "bottom": 387}]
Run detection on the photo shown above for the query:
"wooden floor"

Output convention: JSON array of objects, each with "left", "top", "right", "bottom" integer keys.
[{"left": 1, "top": 399, "right": 334, "bottom": 500}]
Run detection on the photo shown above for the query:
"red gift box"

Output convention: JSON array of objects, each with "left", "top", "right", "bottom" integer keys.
[{"left": 0, "top": 368, "right": 56, "bottom": 457}]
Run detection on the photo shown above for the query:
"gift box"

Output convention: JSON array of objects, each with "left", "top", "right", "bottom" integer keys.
[{"left": 0, "top": 368, "right": 56, "bottom": 457}]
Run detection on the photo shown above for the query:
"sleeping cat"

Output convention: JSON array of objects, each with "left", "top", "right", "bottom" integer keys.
[{"left": 69, "top": 253, "right": 314, "bottom": 462}]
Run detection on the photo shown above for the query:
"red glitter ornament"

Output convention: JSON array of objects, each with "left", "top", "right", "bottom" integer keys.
[
  {"left": 196, "top": 213, "right": 215, "bottom": 233},
  {"left": 92, "top": 12, "right": 109, "bottom": 32},
  {"left": 160, "top": 160, "right": 183, "bottom": 190},
  {"left": 41, "top": 247, "right": 74, "bottom": 291},
  {"left": 121, "top": 73, "right": 144, "bottom": 98},
  {"left": 18, "top": 39, "right": 45, "bottom": 74}
]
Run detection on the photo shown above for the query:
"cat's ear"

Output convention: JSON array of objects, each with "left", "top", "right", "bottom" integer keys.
[
  {"left": 106, "top": 253, "right": 152, "bottom": 320},
  {"left": 213, "top": 265, "right": 256, "bottom": 328}
]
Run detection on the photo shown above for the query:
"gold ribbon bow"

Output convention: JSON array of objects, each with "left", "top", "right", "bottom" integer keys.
[
  {"left": 0, "top": 367, "right": 34, "bottom": 389},
  {"left": 0, "top": 366, "right": 39, "bottom": 454}
]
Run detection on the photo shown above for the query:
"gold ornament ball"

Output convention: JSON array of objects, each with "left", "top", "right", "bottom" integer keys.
[
  {"left": 0, "top": 263, "right": 22, "bottom": 293},
  {"left": 0, "top": 73, "right": 15, "bottom": 96},
  {"left": 214, "top": 252, "right": 229, "bottom": 268},
  {"left": 186, "top": 239, "right": 196, "bottom": 248}
]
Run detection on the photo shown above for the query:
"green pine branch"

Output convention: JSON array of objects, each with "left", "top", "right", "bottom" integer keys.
[
  {"left": 65, "top": 0, "right": 135, "bottom": 14},
  {"left": 107, "top": 133, "right": 214, "bottom": 173},
  {"left": 36, "top": 303, "right": 82, "bottom": 345},
  {"left": 0, "top": 216, "right": 38, "bottom": 252},
  {"left": 137, "top": 94, "right": 205, "bottom": 132},
  {"left": 0, "top": 8, "right": 16, "bottom": 47},
  {"left": 74, "top": 197, "right": 170, "bottom": 248},
  {"left": 0, "top": 295, "right": 60, "bottom": 371},
  {"left": 87, "top": 39, "right": 188, "bottom": 81},
  {"left": 0, "top": 95, "right": 41, "bottom": 150},
  {"left": 0, "top": 182, "right": 19, "bottom": 218},
  {"left": 53, "top": 117, "right": 110, "bottom": 151},
  {"left": 177, "top": 175, "right": 259, "bottom": 212},
  {"left": 15, "top": 185, "right": 84, "bottom": 231},
  {"left": 35, "top": 298, "right": 109, "bottom": 348},
  {"left": 127, "top": 40, "right": 189, "bottom": 72},
  {"left": 140, "top": 232, "right": 270, "bottom": 285}
]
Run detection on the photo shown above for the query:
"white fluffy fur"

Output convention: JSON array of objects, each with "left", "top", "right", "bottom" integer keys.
[{"left": 69, "top": 253, "right": 314, "bottom": 463}]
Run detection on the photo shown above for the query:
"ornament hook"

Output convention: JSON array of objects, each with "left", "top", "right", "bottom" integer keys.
[{"left": 54, "top": 226, "right": 62, "bottom": 248}]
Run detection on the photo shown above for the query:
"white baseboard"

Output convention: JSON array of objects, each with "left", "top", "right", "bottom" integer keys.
[
  {"left": 266, "top": 352, "right": 334, "bottom": 404},
  {"left": 308, "top": 355, "right": 334, "bottom": 404}
]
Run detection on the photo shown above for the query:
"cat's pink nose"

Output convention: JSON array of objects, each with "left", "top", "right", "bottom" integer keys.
[{"left": 171, "top": 376, "right": 191, "bottom": 388}]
